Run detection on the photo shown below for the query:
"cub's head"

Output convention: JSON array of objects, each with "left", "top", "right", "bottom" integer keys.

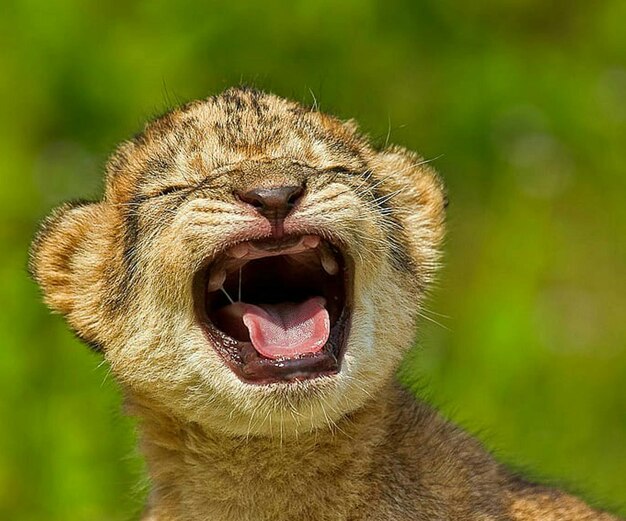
[{"left": 30, "top": 88, "right": 445, "bottom": 436}]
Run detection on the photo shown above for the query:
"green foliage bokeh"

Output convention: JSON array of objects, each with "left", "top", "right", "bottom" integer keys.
[{"left": 1, "top": 1, "right": 624, "bottom": 519}]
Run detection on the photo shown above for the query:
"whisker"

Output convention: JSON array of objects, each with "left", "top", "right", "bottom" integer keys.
[
  {"left": 319, "top": 402, "right": 336, "bottom": 437},
  {"left": 384, "top": 114, "right": 392, "bottom": 148},
  {"left": 371, "top": 187, "right": 406, "bottom": 206},
  {"left": 221, "top": 287, "right": 235, "bottom": 304},
  {"left": 415, "top": 154, "right": 444, "bottom": 166},
  {"left": 308, "top": 87, "right": 319, "bottom": 111},
  {"left": 420, "top": 307, "right": 451, "bottom": 320},
  {"left": 100, "top": 366, "right": 113, "bottom": 388},
  {"left": 416, "top": 310, "right": 450, "bottom": 331}
]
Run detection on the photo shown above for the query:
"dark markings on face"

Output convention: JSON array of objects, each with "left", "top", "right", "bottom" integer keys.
[
  {"left": 248, "top": 90, "right": 265, "bottom": 120},
  {"left": 143, "top": 157, "right": 174, "bottom": 181},
  {"left": 109, "top": 89, "right": 420, "bottom": 311},
  {"left": 117, "top": 172, "right": 197, "bottom": 310},
  {"left": 322, "top": 167, "right": 415, "bottom": 275},
  {"left": 115, "top": 192, "right": 143, "bottom": 309},
  {"left": 370, "top": 186, "right": 416, "bottom": 274},
  {"left": 115, "top": 158, "right": 170, "bottom": 306},
  {"left": 216, "top": 88, "right": 286, "bottom": 151},
  {"left": 178, "top": 116, "right": 202, "bottom": 154},
  {"left": 118, "top": 155, "right": 175, "bottom": 287}
]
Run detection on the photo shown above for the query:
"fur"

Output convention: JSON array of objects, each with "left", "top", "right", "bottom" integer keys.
[{"left": 30, "top": 88, "right": 620, "bottom": 520}]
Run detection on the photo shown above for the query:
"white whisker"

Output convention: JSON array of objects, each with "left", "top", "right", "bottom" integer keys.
[
  {"left": 221, "top": 287, "right": 235, "bottom": 304},
  {"left": 416, "top": 310, "right": 450, "bottom": 331}
]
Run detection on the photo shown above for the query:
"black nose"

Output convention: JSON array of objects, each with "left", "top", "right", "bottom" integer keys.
[{"left": 237, "top": 185, "right": 304, "bottom": 220}]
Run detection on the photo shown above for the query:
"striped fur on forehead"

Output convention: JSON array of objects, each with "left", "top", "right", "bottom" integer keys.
[{"left": 104, "top": 88, "right": 370, "bottom": 200}]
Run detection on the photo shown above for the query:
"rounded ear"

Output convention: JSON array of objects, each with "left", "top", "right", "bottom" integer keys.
[{"left": 29, "top": 201, "right": 108, "bottom": 350}]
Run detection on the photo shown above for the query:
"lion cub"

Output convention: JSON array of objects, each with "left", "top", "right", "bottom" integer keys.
[{"left": 30, "top": 88, "right": 620, "bottom": 520}]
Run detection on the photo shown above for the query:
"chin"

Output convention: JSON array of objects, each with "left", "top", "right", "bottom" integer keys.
[{"left": 183, "top": 277, "right": 412, "bottom": 438}]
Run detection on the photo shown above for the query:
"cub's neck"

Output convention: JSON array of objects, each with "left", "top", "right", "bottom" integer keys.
[{"left": 131, "top": 386, "right": 392, "bottom": 521}]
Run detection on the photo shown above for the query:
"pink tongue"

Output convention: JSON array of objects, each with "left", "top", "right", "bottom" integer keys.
[{"left": 242, "top": 297, "right": 330, "bottom": 360}]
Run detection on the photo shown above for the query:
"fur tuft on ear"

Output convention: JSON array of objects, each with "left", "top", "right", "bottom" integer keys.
[{"left": 29, "top": 200, "right": 109, "bottom": 349}]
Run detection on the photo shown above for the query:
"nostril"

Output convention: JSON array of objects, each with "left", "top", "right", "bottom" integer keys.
[
  {"left": 237, "top": 185, "right": 304, "bottom": 218},
  {"left": 286, "top": 186, "right": 304, "bottom": 207},
  {"left": 236, "top": 190, "right": 265, "bottom": 208},
  {"left": 249, "top": 197, "right": 265, "bottom": 209}
]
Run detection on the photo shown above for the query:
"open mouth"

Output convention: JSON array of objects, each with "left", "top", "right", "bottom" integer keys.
[{"left": 194, "top": 235, "right": 352, "bottom": 384}]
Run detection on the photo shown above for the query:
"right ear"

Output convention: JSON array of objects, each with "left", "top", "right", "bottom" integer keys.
[{"left": 29, "top": 201, "right": 109, "bottom": 350}]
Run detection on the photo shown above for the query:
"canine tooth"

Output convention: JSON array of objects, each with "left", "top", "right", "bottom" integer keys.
[
  {"left": 302, "top": 235, "right": 320, "bottom": 249},
  {"left": 320, "top": 247, "right": 339, "bottom": 275},
  {"left": 228, "top": 243, "right": 249, "bottom": 259},
  {"left": 207, "top": 270, "right": 226, "bottom": 292}
]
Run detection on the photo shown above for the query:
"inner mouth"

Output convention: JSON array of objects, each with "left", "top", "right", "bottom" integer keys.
[{"left": 194, "top": 235, "right": 352, "bottom": 384}]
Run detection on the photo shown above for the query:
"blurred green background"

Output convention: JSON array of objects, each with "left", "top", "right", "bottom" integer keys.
[{"left": 1, "top": 0, "right": 625, "bottom": 519}]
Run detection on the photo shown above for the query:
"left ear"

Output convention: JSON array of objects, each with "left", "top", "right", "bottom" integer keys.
[
  {"left": 369, "top": 145, "right": 447, "bottom": 280},
  {"left": 29, "top": 200, "right": 112, "bottom": 349}
]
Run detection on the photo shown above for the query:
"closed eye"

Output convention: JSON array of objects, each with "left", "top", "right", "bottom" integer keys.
[{"left": 152, "top": 185, "right": 189, "bottom": 198}]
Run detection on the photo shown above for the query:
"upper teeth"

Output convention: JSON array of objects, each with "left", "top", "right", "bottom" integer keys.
[
  {"left": 302, "top": 235, "right": 320, "bottom": 249},
  {"left": 225, "top": 235, "right": 323, "bottom": 261},
  {"left": 207, "top": 269, "right": 227, "bottom": 291},
  {"left": 207, "top": 235, "right": 340, "bottom": 292},
  {"left": 227, "top": 243, "right": 249, "bottom": 259}
]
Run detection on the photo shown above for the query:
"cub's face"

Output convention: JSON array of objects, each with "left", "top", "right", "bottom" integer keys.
[{"left": 31, "top": 88, "right": 445, "bottom": 436}]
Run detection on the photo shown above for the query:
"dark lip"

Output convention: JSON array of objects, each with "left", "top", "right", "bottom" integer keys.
[{"left": 193, "top": 234, "right": 353, "bottom": 385}]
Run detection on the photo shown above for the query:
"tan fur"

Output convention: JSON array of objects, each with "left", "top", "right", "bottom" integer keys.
[{"left": 30, "top": 88, "right": 621, "bottom": 520}]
